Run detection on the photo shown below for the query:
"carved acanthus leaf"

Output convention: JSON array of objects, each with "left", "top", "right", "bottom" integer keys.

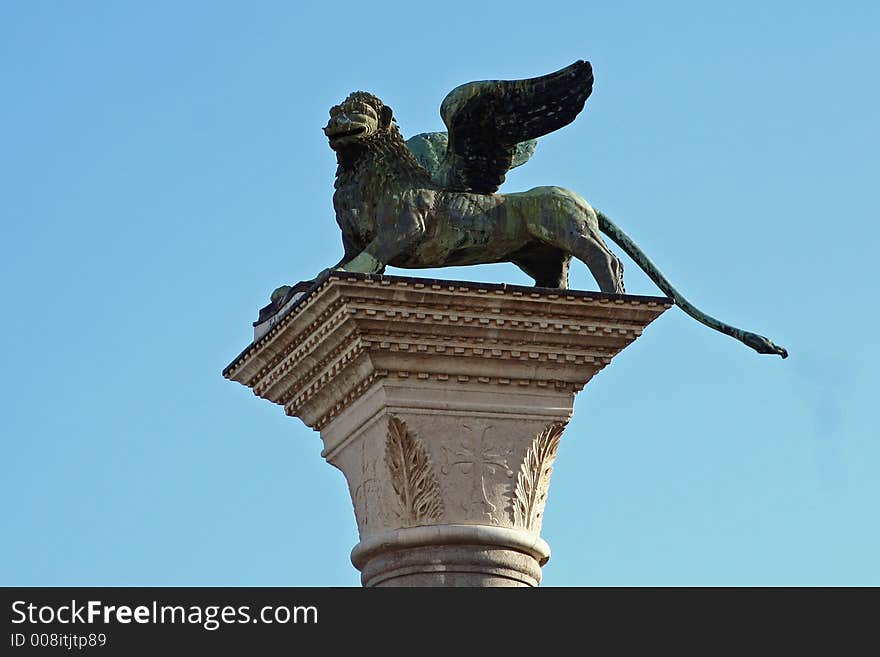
[
  {"left": 385, "top": 416, "right": 444, "bottom": 526},
  {"left": 512, "top": 423, "right": 565, "bottom": 531}
]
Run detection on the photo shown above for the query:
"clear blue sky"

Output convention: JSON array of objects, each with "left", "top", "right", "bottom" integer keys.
[{"left": 2, "top": 0, "right": 877, "bottom": 586}]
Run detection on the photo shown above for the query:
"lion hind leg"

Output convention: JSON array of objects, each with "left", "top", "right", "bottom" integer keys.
[
  {"left": 530, "top": 223, "right": 624, "bottom": 294},
  {"left": 510, "top": 243, "right": 571, "bottom": 288},
  {"left": 576, "top": 233, "right": 625, "bottom": 294},
  {"left": 520, "top": 189, "right": 624, "bottom": 294},
  {"left": 536, "top": 230, "right": 625, "bottom": 294}
]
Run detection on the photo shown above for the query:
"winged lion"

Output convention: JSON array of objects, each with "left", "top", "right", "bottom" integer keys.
[{"left": 271, "top": 61, "right": 786, "bottom": 358}]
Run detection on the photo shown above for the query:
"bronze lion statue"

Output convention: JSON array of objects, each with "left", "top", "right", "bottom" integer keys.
[{"left": 271, "top": 61, "right": 786, "bottom": 358}]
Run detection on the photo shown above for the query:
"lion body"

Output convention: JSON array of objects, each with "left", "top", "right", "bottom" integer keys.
[{"left": 331, "top": 120, "right": 623, "bottom": 291}]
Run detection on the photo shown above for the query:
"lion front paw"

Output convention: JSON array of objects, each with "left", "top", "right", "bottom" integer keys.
[
  {"left": 341, "top": 252, "right": 383, "bottom": 274},
  {"left": 270, "top": 285, "right": 292, "bottom": 305}
]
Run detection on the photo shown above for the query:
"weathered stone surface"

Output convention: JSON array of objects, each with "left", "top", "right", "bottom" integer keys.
[{"left": 225, "top": 272, "right": 671, "bottom": 585}]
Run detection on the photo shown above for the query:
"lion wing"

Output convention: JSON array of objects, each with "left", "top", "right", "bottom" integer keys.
[
  {"left": 436, "top": 60, "right": 594, "bottom": 194},
  {"left": 406, "top": 132, "right": 537, "bottom": 185}
]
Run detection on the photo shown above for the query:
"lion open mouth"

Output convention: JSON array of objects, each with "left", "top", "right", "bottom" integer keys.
[{"left": 326, "top": 126, "right": 367, "bottom": 140}]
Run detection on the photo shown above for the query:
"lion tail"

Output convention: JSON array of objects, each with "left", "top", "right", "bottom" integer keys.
[{"left": 596, "top": 210, "right": 788, "bottom": 358}]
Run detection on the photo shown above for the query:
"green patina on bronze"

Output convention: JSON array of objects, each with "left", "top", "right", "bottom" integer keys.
[{"left": 272, "top": 61, "right": 787, "bottom": 358}]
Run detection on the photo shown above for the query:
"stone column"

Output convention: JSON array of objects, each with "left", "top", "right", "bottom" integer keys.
[{"left": 224, "top": 272, "right": 670, "bottom": 586}]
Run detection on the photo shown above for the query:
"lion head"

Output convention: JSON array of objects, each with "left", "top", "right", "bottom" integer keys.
[{"left": 324, "top": 92, "right": 394, "bottom": 149}]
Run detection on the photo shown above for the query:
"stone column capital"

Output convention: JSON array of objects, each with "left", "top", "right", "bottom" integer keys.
[{"left": 225, "top": 273, "right": 670, "bottom": 586}]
